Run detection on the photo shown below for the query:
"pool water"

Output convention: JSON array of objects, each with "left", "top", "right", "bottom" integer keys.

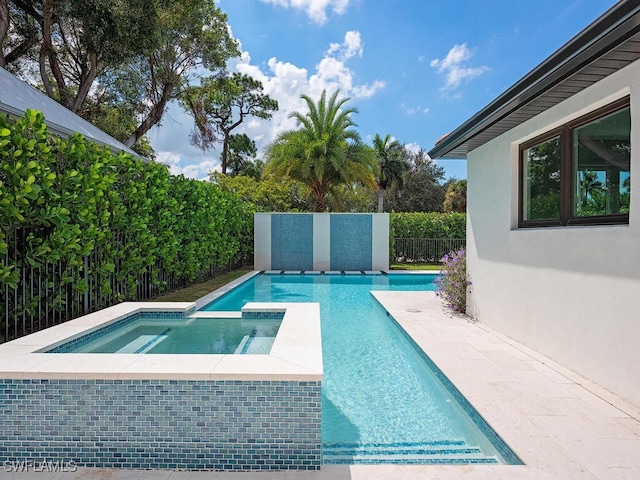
[
  {"left": 56, "top": 316, "right": 282, "bottom": 354},
  {"left": 201, "top": 273, "right": 519, "bottom": 465}
]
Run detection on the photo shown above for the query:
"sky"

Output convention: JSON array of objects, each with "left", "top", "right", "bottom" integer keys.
[{"left": 148, "top": 0, "right": 620, "bottom": 182}]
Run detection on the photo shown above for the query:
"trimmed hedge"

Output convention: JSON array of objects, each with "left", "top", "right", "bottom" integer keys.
[
  {"left": 1, "top": 110, "right": 253, "bottom": 328},
  {"left": 390, "top": 212, "right": 466, "bottom": 239}
]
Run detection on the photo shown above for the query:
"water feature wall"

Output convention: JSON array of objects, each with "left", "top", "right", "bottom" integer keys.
[{"left": 254, "top": 213, "right": 389, "bottom": 271}]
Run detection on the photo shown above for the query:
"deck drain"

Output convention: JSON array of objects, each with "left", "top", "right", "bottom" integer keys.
[{"left": 406, "top": 308, "right": 422, "bottom": 313}]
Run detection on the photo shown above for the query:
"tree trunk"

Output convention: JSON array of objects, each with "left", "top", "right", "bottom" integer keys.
[
  {"left": 124, "top": 81, "right": 174, "bottom": 148},
  {"left": 70, "top": 51, "right": 99, "bottom": 113},
  {"left": 220, "top": 130, "right": 230, "bottom": 174},
  {"left": 377, "top": 187, "right": 385, "bottom": 213},
  {"left": 0, "top": 0, "right": 8, "bottom": 67},
  {"left": 40, "top": 0, "right": 69, "bottom": 107}
]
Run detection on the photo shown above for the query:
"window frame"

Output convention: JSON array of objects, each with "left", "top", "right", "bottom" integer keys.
[{"left": 518, "top": 97, "right": 631, "bottom": 228}]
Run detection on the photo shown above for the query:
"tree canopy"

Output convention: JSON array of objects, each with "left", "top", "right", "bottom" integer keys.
[
  {"left": 265, "top": 90, "right": 376, "bottom": 212},
  {"left": 385, "top": 148, "right": 446, "bottom": 212},
  {"left": 181, "top": 72, "right": 278, "bottom": 174},
  {"left": 1, "top": 0, "right": 240, "bottom": 153},
  {"left": 372, "top": 133, "right": 409, "bottom": 212},
  {"left": 443, "top": 179, "right": 467, "bottom": 213}
]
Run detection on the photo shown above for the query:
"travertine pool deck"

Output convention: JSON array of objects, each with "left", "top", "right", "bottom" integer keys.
[{"left": 1, "top": 290, "right": 639, "bottom": 479}]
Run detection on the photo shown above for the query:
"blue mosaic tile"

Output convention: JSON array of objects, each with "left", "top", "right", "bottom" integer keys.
[
  {"left": 330, "top": 215, "right": 373, "bottom": 271},
  {"left": 271, "top": 214, "right": 314, "bottom": 271},
  {"left": 0, "top": 379, "right": 322, "bottom": 471},
  {"left": 242, "top": 311, "right": 285, "bottom": 321},
  {"left": 46, "top": 312, "right": 189, "bottom": 353}
]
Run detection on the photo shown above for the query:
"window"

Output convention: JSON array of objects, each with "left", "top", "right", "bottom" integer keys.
[{"left": 520, "top": 98, "right": 631, "bottom": 227}]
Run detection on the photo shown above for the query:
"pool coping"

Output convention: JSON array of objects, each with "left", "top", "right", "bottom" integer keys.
[
  {"left": 2, "top": 273, "right": 639, "bottom": 479},
  {"left": 0, "top": 300, "right": 322, "bottom": 381}
]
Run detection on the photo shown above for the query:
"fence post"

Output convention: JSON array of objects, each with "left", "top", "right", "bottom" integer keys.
[{"left": 83, "top": 255, "right": 89, "bottom": 315}]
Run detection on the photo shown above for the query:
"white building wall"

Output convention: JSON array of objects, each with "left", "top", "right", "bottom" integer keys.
[
  {"left": 371, "top": 213, "right": 390, "bottom": 271},
  {"left": 313, "top": 214, "right": 331, "bottom": 271},
  {"left": 467, "top": 59, "right": 640, "bottom": 406},
  {"left": 253, "top": 213, "right": 272, "bottom": 271}
]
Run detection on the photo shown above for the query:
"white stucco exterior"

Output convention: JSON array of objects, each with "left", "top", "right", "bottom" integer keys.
[{"left": 466, "top": 58, "right": 640, "bottom": 406}]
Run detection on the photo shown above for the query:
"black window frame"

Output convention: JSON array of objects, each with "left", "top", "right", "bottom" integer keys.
[{"left": 519, "top": 97, "right": 631, "bottom": 228}]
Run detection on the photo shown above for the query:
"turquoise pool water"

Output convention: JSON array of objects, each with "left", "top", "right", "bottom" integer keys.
[
  {"left": 201, "top": 273, "right": 520, "bottom": 465},
  {"left": 48, "top": 314, "right": 282, "bottom": 354}
]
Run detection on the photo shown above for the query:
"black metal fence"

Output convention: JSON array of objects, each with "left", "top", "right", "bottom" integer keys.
[
  {"left": 1, "top": 226, "right": 248, "bottom": 344},
  {"left": 393, "top": 237, "right": 466, "bottom": 264}
]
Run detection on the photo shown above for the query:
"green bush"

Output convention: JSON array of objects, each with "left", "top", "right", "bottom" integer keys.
[
  {"left": 0, "top": 109, "right": 254, "bottom": 330},
  {"left": 390, "top": 212, "right": 466, "bottom": 239}
]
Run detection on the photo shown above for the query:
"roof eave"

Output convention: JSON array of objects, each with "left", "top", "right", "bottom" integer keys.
[{"left": 428, "top": 0, "right": 640, "bottom": 160}]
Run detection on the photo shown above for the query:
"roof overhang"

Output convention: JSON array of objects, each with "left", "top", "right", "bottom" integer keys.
[
  {"left": 0, "top": 67, "right": 141, "bottom": 158},
  {"left": 428, "top": 0, "right": 640, "bottom": 160}
]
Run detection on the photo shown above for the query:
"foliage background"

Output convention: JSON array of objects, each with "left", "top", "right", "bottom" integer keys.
[
  {"left": 390, "top": 212, "right": 466, "bottom": 240},
  {"left": 0, "top": 110, "right": 253, "bottom": 339}
]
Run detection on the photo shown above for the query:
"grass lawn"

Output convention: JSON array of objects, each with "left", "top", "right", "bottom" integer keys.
[
  {"left": 390, "top": 263, "right": 441, "bottom": 271},
  {"left": 151, "top": 268, "right": 252, "bottom": 302}
]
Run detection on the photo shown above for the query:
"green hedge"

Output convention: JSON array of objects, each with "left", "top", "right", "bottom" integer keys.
[
  {"left": 0, "top": 110, "right": 253, "bottom": 328},
  {"left": 390, "top": 212, "right": 466, "bottom": 239}
]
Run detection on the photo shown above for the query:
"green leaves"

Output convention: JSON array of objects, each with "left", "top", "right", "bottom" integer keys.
[
  {"left": 390, "top": 212, "right": 467, "bottom": 240},
  {"left": 2, "top": 110, "right": 253, "bottom": 328}
]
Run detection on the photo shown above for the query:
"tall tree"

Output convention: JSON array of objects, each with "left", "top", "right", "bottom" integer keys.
[
  {"left": 264, "top": 90, "right": 376, "bottom": 212},
  {"left": 2, "top": 1, "right": 240, "bottom": 150},
  {"left": 0, "top": 1, "right": 40, "bottom": 70},
  {"left": 443, "top": 179, "right": 467, "bottom": 213},
  {"left": 121, "top": 1, "right": 239, "bottom": 147},
  {"left": 226, "top": 133, "right": 259, "bottom": 177},
  {"left": 372, "top": 133, "right": 409, "bottom": 212},
  {"left": 385, "top": 148, "right": 446, "bottom": 212},
  {"left": 5, "top": 0, "right": 160, "bottom": 112},
  {"left": 181, "top": 72, "right": 277, "bottom": 174}
]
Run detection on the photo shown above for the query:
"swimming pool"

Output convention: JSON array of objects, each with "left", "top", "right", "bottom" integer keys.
[
  {"left": 200, "top": 273, "right": 521, "bottom": 465},
  {"left": 46, "top": 312, "right": 283, "bottom": 354}
]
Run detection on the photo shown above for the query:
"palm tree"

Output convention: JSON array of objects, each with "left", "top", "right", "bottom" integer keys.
[
  {"left": 265, "top": 90, "right": 376, "bottom": 212},
  {"left": 372, "top": 133, "right": 408, "bottom": 212}
]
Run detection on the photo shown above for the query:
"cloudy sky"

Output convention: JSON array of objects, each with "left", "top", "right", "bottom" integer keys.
[{"left": 149, "top": 0, "right": 618, "bottom": 181}]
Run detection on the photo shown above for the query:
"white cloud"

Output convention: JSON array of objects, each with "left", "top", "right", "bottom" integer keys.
[
  {"left": 327, "top": 31, "right": 363, "bottom": 59},
  {"left": 234, "top": 30, "right": 385, "bottom": 154},
  {"left": 431, "top": 43, "right": 489, "bottom": 92},
  {"left": 149, "top": 30, "right": 384, "bottom": 180},
  {"left": 402, "top": 102, "right": 430, "bottom": 115},
  {"left": 404, "top": 142, "right": 422, "bottom": 155},
  {"left": 260, "top": 0, "right": 350, "bottom": 25},
  {"left": 156, "top": 151, "right": 217, "bottom": 181}
]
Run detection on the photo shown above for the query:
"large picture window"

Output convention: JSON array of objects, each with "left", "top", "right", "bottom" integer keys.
[{"left": 520, "top": 98, "right": 630, "bottom": 227}]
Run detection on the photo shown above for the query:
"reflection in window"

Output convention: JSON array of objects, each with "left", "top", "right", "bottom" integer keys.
[
  {"left": 573, "top": 107, "right": 631, "bottom": 217},
  {"left": 519, "top": 98, "right": 630, "bottom": 227},
  {"left": 522, "top": 136, "right": 561, "bottom": 221}
]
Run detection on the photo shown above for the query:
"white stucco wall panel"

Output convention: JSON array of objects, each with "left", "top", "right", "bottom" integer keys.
[
  {"left": 371, "top": 213, "right": 390, "bottom": 270},
  {"left": 313, "top": 214, "right": 331, "bottom": 271},
  {"left": 467, "top": 59, "right": 640, "bottom": 406},
  {"left": 253, "top": 213, "right": 272, "bottom": 271}
]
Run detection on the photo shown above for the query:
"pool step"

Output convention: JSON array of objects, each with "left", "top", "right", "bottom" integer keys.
[
  {"left": 322, "top": 441, "right": 500, "bottom": 464},
  {"left": 116, "top": 329, "right": 170, "bottom": 354},
  {"left": 234, "top": 331, "right": 276, "bottom": 354}
]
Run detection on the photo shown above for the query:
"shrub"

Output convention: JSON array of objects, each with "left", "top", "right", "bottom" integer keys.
[
  {"left": 436, "top": 248, "right": 471, "bottom": 313},
  {"left": 390, "top": 212, "right": 466, "bottom": 239}
]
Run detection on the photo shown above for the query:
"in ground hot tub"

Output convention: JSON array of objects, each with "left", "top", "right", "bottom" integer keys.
[{"left": 0, "top": 301, "right": 323, "bottom": 471}]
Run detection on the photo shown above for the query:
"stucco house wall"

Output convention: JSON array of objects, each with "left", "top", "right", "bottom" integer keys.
[{"left": 466, "top": 58, "right": 640, "bottom": 406}]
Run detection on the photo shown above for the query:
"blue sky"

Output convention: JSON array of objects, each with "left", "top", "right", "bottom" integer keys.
[{"left": 149, "top": 0, "right": 618, "bottom": 181}]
